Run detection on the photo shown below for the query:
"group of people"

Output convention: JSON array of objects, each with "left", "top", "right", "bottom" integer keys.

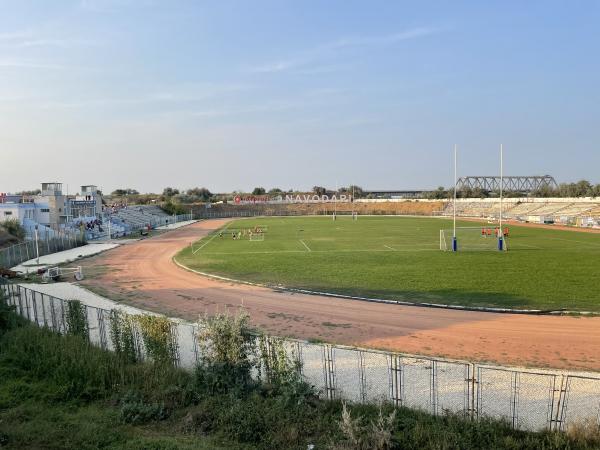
[
  {"left": 75, "top": 218, "right": 103, "bottom": 232},
  {"left": 481, "top": 227, "right": 509, "bottom": 238},
  {"left": 103, "top": 203, "right": 127, "bottom": 215},
  {"left": 219, "top": 226, "right": 264, "bottom": 240}
]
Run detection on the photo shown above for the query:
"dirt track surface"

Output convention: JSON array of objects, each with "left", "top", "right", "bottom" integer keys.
[{"left": 80, "top": 220, "right": 600, "bottom": 371}]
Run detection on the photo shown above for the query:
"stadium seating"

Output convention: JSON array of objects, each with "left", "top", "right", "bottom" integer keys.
[
  {"left": 109, "top": 205, "right": 172, "bottom": 229},
  {"left": 443, "top": 201, "right": 600, "bottom": 223}
]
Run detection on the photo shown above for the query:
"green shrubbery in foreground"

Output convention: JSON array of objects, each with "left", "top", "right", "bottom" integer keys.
[{"left": 0, "top": 300, "right": 599, "bottom": 449}]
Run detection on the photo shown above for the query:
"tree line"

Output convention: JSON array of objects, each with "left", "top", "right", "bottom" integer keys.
[
  {"left": 109, "top": 180, "right": 599, "bottom": 205},
  {"left": 424, "top": 180, "right": 600, "bottom": 200}
]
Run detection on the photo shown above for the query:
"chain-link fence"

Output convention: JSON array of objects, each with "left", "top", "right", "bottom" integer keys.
[
  {"left": 1, "top": 279, "right": 599, "bottom": 433},
  {"left": 0, "top": 230, "right": 86, "bottom": 269}
]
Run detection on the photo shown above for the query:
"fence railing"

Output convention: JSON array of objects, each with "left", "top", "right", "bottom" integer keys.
[
  {"left": 0, "top": 230, "right": 86, "bottom": 269},
  {"left": 194, "top": 210, "right": 439, "bottom": 220},
  {"left": 1, "top": 279, "right": 599, "bottom": 433},
  {"left": 90, "top": 212, "right": 194, "bottom": 240}
]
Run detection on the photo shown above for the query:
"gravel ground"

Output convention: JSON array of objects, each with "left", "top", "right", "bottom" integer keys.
[{"left": 11, "top": 243, "right": 120, "bottom": 273}]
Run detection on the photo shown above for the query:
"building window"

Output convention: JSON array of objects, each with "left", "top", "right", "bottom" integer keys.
[
  {"left": 3, "top": 211, "right": 12, "bottom": 216},
  {"left": 40, "top": 208, "right": 49, "bottom": 213}
]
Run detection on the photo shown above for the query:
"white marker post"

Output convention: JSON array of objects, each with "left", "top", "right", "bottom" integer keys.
[{"left": 34, "top": 225, "right": 40, "bottom": 265}]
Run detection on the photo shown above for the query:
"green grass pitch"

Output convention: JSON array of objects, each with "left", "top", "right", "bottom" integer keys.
[{"left": 175, "top": 216, "right": 600, "bottom": 311}]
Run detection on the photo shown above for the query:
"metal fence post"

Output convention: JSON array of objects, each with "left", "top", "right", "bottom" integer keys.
[
  {"left": 551, "top": 375, "right": 569, "bottom": 431},
  {"left": 511, "top": 371, "right": 520, "bottom": 428},
  {"left": 389, "top": 355, "right": 402, "bottom": 407},
  {"left": 322, "top": 345, "right": 336, "bottom": 400},
  {"left": 97, "top": 309, "right": 107, "bottom": 350},
  {"left": 431, "top": 360, "right": 438, "bottom": 415}
]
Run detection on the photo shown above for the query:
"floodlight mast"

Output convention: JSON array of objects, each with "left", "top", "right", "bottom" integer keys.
[
  {"left": 453, "top": 144, "right": 457, "bottom": 252},
  {"left": 499, "top": 144, "right": 504, "bottom": 251}
]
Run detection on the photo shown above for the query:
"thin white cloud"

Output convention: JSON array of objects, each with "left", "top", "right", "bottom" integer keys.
[
  {"left": 248, "top": 59, "right": 306, "bottom": 74},
  {"left": 327, "top": 27, "right": 441, "bottom": 49},
  {"left": 0, "top": 59, "right": 70, "bottom": 70},
  {"left": 0, "top": 30, "right": 33, "bottom": 41},
  {"left": 16, "top": 38, "right": 100, "bottom": 48},
  {"left": 39, "top": 83, "right": 251, "bottom": 109},
  {"left": 247, "top": 26, "right": 444, "bottom": 74}
]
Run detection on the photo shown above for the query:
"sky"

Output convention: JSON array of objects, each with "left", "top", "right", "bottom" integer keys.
[{"left": 1, "top": 0, "right": 599, "bottom": 194}]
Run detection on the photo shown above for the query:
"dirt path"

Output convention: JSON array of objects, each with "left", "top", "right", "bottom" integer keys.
[{"left": 80, "top": 220, "right": 600, "bottom": 371}]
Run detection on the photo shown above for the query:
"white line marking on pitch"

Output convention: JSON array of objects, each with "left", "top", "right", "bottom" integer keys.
[
  {"left": 299, "top": 240, "right": 312, "bottom": 252},
  {"left": 384, "top": 244, "right": 396, "bottom": 251},
  {"left": 202, "top": 247, "right": 439, "bottom": 256},
  {"left": 192, "top": 225, "right": 230, "bottom": 254}
]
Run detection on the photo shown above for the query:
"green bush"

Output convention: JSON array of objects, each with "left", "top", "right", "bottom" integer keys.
[
  {"left": 0, "top": 290, "right": 24, "bottom": 336},
  {"left": 119, "top": 391, "right": 169, "bottom": 424},
  {"left": 66, "top": 300, "right": 89, "bottom": 340},
  {"left": 161, "top": 201, "right": 188, "bottom": 216},
  {"left": 2, "top": 307, "right": 600, "bottom": 449},
  {"left": 195, "top": 310, "right": 257, "bottom": 396},
  {"left": 136, "top": 315, "right": 178, "bottom": 364},
  {"left": 0, "top": 219, "right": 25, "bottom": 240},
  {"left": 110, "top": 310, "right": 139, "bottom": 363}
]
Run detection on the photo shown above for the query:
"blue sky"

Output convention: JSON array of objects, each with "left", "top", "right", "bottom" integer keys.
[{"left": 1, "top": 1, "right": 599, "bottom": 194}]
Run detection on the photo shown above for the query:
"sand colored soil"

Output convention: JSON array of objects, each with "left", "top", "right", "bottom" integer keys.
[{"left": 79, "top": 220, "right": 600, "bottom": 372}]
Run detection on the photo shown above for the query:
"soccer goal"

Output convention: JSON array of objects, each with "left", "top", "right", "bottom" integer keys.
[
  {"left": 249, "top": 233, "right": 265, "bottom": 241},
  {"left": 440, "top": 227, "right": 508, "bottom": 251}
]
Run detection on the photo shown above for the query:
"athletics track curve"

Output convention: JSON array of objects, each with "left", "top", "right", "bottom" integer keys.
[{"left": 80, "top": 219, "right": 600, "bottom": 371}]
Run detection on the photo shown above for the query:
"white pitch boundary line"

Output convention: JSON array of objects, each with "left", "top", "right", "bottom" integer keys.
[
  {"left": 299, "top": 239, "right": 312, "bottom": 252},
  {"left": 192, "top": 225, "right": 230, "bottom": 254},
  {"left": 200, "top": 247, "right": 440, "bottom": 256},
  {"left": 384, "top": 244, "right": 396, "bottom": 251}
]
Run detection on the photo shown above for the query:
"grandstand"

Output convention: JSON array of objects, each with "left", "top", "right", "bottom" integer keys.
[
  {"left": 442, "top": 199, "right": 600, "bottom": 227},
  {"left": 110, "top": 205, "right": 171, "bottom": 228},
  {"left": 102, "top": 205, "right": 192, "bottom": 238}
]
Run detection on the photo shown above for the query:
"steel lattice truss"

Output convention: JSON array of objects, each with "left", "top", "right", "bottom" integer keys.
[{"left": 456, "top": 175, "right": 558, "bottom": 193}]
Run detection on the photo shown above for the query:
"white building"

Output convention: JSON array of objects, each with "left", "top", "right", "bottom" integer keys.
[{"left": 0, "top": 183, "right": 103, "bottom": 231}]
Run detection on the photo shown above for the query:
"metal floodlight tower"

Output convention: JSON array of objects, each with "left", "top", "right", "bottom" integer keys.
[
  {"left": 453, "top": 145, "right": 458, "bottom": 252},
  {"left": 498, "top": 145, "right": 504, "bottom": 251}
]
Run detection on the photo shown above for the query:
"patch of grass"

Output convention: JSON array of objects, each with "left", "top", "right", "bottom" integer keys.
[
  {"left": 175, "top": 216, "right": 600, "bottom": 311},
  {"left": 1, "top": 303, "right": 599, "bottom": 449}
]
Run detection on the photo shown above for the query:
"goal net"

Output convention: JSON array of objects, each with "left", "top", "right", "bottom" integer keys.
[{"left": 440, "top": 227, "right": 508, "bottom": 251}]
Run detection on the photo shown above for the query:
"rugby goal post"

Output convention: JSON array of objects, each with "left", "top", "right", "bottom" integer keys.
[{"left": 440, "top": 227, "right": 508, "bottom": 252}]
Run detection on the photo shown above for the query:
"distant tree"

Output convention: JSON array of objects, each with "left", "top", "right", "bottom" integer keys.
[
  {"left": 0, "top": 219, "right": 25, "bottom": 240},
  {"left": 111, "top": 188, "right": 139, "bottom": 196},
  {"left": 268, "top": 188, "right": 283, "bottom": 195},
  {"left": 16, "top": 189, "right": 41, "bottom": 196},
  {"left": 162, "top": 187, "right": 180, "bottom": 198},
  {"left": 425, "top": 186, "right": 448, "bottom": 200},
  {"left": 346, "top": 185, "right": 364, "bottom": 198},
  {"left": 312, "top": 186, "right": 327, "bottom": 196},
  {"left": 252, "top": 187, "right": 266, "bottom": 195},
  {"left": 533, "top": 185, "right": 557, "bottom": 198},
  {"left": 178, "top": 187, "right": 212, "bottom": 202}
]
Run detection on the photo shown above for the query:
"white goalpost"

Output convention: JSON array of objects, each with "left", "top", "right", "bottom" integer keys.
[
  {"left": 440, "top": 227, "right": 508, "bottom": 251},
  {"left": 441, "top": 144, "right": 508, "bottom": 252}
]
